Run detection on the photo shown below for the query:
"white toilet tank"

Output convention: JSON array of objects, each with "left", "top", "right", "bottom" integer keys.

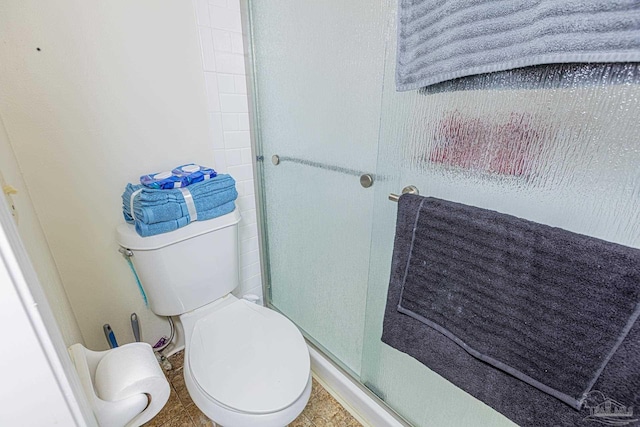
[{"left": 116, "top": 209, "right": 242, "bottom": 316}]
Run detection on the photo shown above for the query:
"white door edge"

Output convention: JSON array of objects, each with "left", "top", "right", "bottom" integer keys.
[{"left": 0, "top": 196, "right": 97, "bottom": 426}]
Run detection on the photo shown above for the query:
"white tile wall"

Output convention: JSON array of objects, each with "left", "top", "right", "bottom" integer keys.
[{"left": 194, "top": 0, "right": 263, "bottom": 299}]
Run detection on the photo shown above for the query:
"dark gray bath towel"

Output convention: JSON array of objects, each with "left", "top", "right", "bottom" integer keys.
[
  {"left": 396, "top": 0, "right": 640, "bottom": 91},
  {"left": 382, "top": 194, "right": 640, "bottom": 426}
]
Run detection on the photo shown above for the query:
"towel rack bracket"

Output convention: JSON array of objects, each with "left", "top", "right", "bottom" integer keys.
[{"left": 389, "top": 185, "right": 419, "bottom": 202}]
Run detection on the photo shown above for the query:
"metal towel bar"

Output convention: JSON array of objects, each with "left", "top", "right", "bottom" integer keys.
[
  {"left": 271, "top": 154, "right": 369, "bottom": 177},
  {"left": 269, "top": 154, "right": 375, "bottom": 188}
]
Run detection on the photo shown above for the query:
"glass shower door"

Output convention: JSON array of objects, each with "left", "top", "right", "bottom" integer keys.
[
  {"left": 359, "top": 9, "right": 640, "bottom": 427},
  {"left": 249, "top": 0, "right": 640, "bottom": 425},
  {"left": 248, "top": 0, "right": 387, "bottom": 376}
]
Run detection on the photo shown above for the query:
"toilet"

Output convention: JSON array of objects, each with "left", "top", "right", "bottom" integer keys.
[{"left": 116, "top": 209, "right": 311, "bottom": 427}]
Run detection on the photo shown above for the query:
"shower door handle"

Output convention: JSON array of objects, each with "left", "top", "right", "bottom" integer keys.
[{"left": 389, "top": 185, "right": 419, "bottom": 202}]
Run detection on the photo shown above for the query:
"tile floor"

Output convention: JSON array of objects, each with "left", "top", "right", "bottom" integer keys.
[{"left": 144, "top": 350, "right": 363, "bottom": 427}]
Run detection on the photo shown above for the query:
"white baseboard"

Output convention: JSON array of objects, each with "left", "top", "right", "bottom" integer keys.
[{"left": 308, "top": 344, "right": 410, "bottom": 427}]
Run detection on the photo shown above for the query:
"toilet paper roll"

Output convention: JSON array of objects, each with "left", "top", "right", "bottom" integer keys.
[{"left": 94, "top": 342, "right": 170, "bottom": 426}]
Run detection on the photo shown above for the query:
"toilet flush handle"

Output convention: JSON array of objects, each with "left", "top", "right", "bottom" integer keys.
[{"left": 119, "top": 247, "right": 133, "bottom": 257}]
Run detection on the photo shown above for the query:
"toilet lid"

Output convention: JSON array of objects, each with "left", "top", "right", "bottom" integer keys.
[{"left": 188, "top": 300, "right": 310, "bottom": 414}]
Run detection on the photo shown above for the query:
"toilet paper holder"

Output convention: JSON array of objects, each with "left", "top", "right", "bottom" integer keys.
[{"left": 69, "top": 343, "right": 170, "bottom": 427}]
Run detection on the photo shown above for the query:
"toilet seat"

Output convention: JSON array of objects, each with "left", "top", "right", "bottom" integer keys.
[{"left": 187, "top": 299, "right": 310, "bottom": 415}]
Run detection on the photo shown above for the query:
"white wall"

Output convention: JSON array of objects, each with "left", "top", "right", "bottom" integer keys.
[
  {"left": 0, "top": 119, "right": 83, "bottom": 346},
  {"left": 0, "top": 0, "right": 221, "bottom": 349},
  {"left": 195, "top": 0, "right": 263, "bottom": 299}
]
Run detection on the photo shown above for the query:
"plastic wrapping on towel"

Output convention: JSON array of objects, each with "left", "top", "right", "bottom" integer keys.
[{"left": 140, "top": 164, "right": 217, "bottom": 189}]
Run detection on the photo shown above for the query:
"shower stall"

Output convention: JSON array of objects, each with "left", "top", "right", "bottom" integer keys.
[{"left": 245, "top": 1, "right": 640, "bottom": 425}]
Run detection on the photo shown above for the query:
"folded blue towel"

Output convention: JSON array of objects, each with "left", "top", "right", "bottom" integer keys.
[
  {"left": 125, "top": 186, "right": 237, "bottom": 224},
  {"left": 133, "top": 201, "right": 236, "bottom": 237},
  {"left": 122, "top": 174, "right": 238, "bottom": 237},
  {"left": 123, "top": 175, "right": 237, "bottom": 224}
]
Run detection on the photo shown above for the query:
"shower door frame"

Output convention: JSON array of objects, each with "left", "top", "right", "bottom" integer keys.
[
  {"left": 242, "top": 0, "right": 379, "bottom": 381},
  {"left": 240, "top": 0, "right": 348, "bottom": 364},
  {"left": 239, "top": 2, "right": 411, "bottom": 425}
]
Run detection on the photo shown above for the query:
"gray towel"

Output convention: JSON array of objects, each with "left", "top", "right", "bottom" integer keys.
[
  {"left": 382, "top": 194, "right": 640, "bottom": 426},
  {"left": 396, "top": 0, "right": 640, "bottom": 91}
]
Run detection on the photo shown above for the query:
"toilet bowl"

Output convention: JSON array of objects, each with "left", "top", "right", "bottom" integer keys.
[
  {"left": 180, "top": 295, "right": 311, "bottom": 427},
  {"left": 116, "top": 209, "right": 311, "bottom": 426}
]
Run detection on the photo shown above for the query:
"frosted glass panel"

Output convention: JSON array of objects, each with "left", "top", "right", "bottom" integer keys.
[
  {"left": 361, "top": 12, "right": 640, "bottom": 427},
  {"left": 249, "top": 0, "right": 387, "bottom": 374}
]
